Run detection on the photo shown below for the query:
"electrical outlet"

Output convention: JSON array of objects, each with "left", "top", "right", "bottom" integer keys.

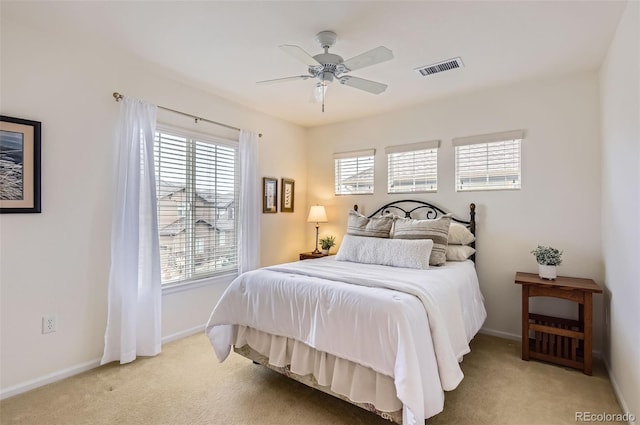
[{"left": 42, "top": 315, "right": 57, "bottom": 334}]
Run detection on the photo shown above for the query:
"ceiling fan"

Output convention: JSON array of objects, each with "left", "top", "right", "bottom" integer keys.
[{"left": 257, "top": 31, "right": 394, "bottom": 112}]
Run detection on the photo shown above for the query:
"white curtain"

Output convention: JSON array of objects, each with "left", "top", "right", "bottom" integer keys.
[
  {"left": 101, "top": 97, "right": 161, "bottom": 365},
  {"left": 238, "top": 130, "right": 260, "bottom": 273}
]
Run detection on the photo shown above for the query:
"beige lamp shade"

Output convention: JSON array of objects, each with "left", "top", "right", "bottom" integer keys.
[{"left": 307, "top": 205, "right": 328, "bottom": 223}]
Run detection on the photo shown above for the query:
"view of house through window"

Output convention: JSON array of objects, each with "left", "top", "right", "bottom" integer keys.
[
  {"left": 154, "top": 128, "right": 238, "bottom": 284},
  {"left": 387, "top": 140, "right": 440, "bottom": 193},
  {"left": 334, "top": 149, "right": 375, "bottom": 195}
]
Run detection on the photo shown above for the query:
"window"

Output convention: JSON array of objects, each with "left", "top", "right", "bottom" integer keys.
[
  {"left": 177, "top": 202, "right": 187, "bottom": 218},
  {"left": 387, "top": 140, "right": 440, "bottom": 193},
  {"left": 155, "top": 128, "right": 238, "bottom": 284},
  {"left": 453, "top": 130, "right": 524, "bottom": 191},
  {"left": 334, "top": 149, "right": 375, "bottom": 195}
]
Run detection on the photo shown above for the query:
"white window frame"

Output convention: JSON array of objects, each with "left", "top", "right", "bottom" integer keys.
[
  {"left": 334, "top": 149, "right": 375, "bottom": 195},
  {"left": 155, "top": 125, "right": 239, "bottom": 285},
  {"left": 386, "top": 140, "right": 440, "bottom": 194},
  {"left": 453, "top": 130, "right": 524, "bottom": 192}
]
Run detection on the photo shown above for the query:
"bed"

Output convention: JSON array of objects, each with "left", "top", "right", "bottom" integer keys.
[{"left": 205, "top": 200, "right": 486, "bottom": 425}]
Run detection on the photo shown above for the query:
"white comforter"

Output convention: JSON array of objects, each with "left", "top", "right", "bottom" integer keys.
[{"left": 206, "top": 257, "right": 486, "bottom": 425}]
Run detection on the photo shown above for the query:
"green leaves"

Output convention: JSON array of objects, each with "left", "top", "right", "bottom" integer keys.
[
  {"left": 531, "top": 245, "right": 563, "bottom": 266},
  {"left": 319, "top": 235, "right": 336, "bottom": 250}
]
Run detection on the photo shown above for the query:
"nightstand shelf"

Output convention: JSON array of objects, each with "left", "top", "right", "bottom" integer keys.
[{"left": 515, "top": 272, "right": 602, "bottom": 375}]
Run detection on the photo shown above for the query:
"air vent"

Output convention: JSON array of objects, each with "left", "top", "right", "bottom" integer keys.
[{"left": 415, "top": 57, "right": 464, "bottom": 77}]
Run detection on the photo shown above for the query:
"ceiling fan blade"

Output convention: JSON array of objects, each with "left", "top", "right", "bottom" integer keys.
[
  {"left": 339, "top": 76, "right": 388, "bottom": 95},
  {"left": 342, "top": 46, "right": 394, "bottom": 72},
  {"left": 279, "top": 45, "right": 321, "bottom": 67},
  {"left": 257, "top": 75, "right": 313, "bottom": 85}
]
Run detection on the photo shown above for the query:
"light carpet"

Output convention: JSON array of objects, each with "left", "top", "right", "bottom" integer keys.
[{"left": 0, "top": 333, "right": 623, "bottom": 425}]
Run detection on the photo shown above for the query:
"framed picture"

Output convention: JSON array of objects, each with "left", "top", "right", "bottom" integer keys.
[
  {"left": 0, "top": 115, "right": 41, "bottom": 213},
  {"left": 262, "top": 177, "right": 277, "bottom": 213},
  {"left": 281, "top": 178, "right": 295, "bottom": 213}
]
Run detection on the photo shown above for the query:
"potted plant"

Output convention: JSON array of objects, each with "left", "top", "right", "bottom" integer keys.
[
  {"left": 530, "top": 245, "right": 563, "bottom": 280},
  {"left": 319, "top": 235, "right": 336, "bottom": 255}
]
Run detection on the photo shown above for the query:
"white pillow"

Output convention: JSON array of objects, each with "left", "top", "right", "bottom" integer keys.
[
  {"left": 446, "top": 245, "right": 476, "bottom": 261},
  {"left": 336, "top": 234, "right": 433, "bottom": 269},
  {"left": 448, "top": 222, "right": 475, "bottom": 245}
]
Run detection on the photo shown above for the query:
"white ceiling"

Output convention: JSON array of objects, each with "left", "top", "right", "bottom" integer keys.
[{"left": 3, "top": 1, "right": 627, "bottom": 128}]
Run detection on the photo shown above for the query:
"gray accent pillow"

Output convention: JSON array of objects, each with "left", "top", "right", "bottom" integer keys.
[
  {"left": 336, "top": 234, "right": 433, "bottom": 269},
  {"left": 347, "top": 209, "right": 394, "bottom": 238},
  {"left": 393, "top": 215, "right": 452, "bottom": 266}
]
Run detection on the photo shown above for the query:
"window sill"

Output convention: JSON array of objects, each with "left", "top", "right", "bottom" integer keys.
[
  {"left": 455, "top": 187, "right": 521, "bottom": 192},
  {"left": 387, "top": 190, "right": 438, "bottom": 194},
  {"left": 162, "top": 272, "right": 238, "bottom": 295}
]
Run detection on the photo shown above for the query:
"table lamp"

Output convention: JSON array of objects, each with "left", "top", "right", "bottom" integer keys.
[{"left": 307, "top": 205, "right": 328, "bottom": 254}]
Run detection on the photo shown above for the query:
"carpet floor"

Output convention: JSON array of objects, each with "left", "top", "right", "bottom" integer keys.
[{"left": 0, "top": 333, "right": 622, "bottom": 425}]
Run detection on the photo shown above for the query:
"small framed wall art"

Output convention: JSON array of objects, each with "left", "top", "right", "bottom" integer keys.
[
  {"left": 281, "top": 178, "right": 295, "bottom": 213},
  {"left": 262, "top": 177, "right": 277, "bottom": 213},
  {"left": 0, "top": 115, "right": 42, "bottom": 213}
]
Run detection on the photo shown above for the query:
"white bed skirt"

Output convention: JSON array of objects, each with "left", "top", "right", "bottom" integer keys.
[{"left": 235, "top": 325, "right": 403, "bottom": 412}]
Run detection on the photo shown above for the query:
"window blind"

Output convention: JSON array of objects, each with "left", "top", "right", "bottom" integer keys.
[
  {"left": 155, "top": 128, "right": 238, "bottom": 284},
  {"left": 386, "top": 140, "right": 440, "bottom": 193},
  {"left": 454, "top": 131, "right": 523, "bottom": 191},
  {"left": 334, "top": 149, "right": 375, "bottom": 195}
]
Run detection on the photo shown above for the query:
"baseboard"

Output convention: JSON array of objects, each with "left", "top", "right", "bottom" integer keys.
[
  {"left": 479, "top": 326, "right": 520, "bottom": 341},
  {"left": 602, "top": 356, "right": 637, "bottom": 425},
  {"left": 1, "top": 323, "right": 207, "bottom": 401},
  {"left": 0, "top": 357, "right": 101, "bottom": 401},
  {"left": 161, "top": 324, "right": 206, "bottom": 344}
]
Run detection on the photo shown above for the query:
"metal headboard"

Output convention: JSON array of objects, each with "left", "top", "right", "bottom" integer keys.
[
  {"left": 354, "top": 200, "right": 477, "bottom": 262},
  {"left": 354, "top": 200, "right": 476, "bottom": 235}
]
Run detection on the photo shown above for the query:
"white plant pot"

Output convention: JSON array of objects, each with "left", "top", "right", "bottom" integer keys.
[
  {"left": 538, "top": 264, "right": 557, "bottom": 280},
  {"left": 321, "top": 249, "right": 329, "bottom": 255}
]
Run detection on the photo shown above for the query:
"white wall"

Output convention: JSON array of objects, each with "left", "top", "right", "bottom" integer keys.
[
  {"left": 599, "top": 1, "right": 639, "bottom": 422},
  {"left": 0, "top": 18, "right": 307, "bottom": 395},
  {"left": 307, "top": 72, "right": 604, "bottom": 347}
]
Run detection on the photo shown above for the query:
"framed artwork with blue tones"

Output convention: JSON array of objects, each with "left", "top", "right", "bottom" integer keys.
[{"left": 0, "top": 115, "right": 41, "bottom": 213}]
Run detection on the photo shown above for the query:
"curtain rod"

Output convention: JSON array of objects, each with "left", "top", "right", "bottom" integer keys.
[{"left": 112, "top": 92, "right": 262, "bottom": 138}]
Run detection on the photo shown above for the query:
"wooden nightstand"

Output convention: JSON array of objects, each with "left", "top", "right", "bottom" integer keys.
[
  {"left": 299, "top": 252, "right": 328, "bottom": 260},
  {"left": 515, "top": 272, "right": 602, "bottom": 375}
]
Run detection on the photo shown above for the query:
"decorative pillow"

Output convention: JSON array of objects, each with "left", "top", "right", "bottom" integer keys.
[
  {"left": 446, "top": 245, "right": 476, "bottom": 261},
  {"left": 448, "top": 222, "right": 475, "bottom": 245},
  {"left": 393, "top": 215, "right": 451, "bottom": 266},
  {"left": 347, "top": 209, "right": 394, "bottom": 238},
  {"left": 336, "top": 234, "right": 433, "bottom": 269}
]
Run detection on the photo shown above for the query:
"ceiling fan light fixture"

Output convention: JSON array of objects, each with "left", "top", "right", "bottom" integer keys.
[
  {"left": 320, "top": 71, "right": 334, "bottom": 84},
  {"left": 314, "top": 84, "right": 328, "bottom": 102}
]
